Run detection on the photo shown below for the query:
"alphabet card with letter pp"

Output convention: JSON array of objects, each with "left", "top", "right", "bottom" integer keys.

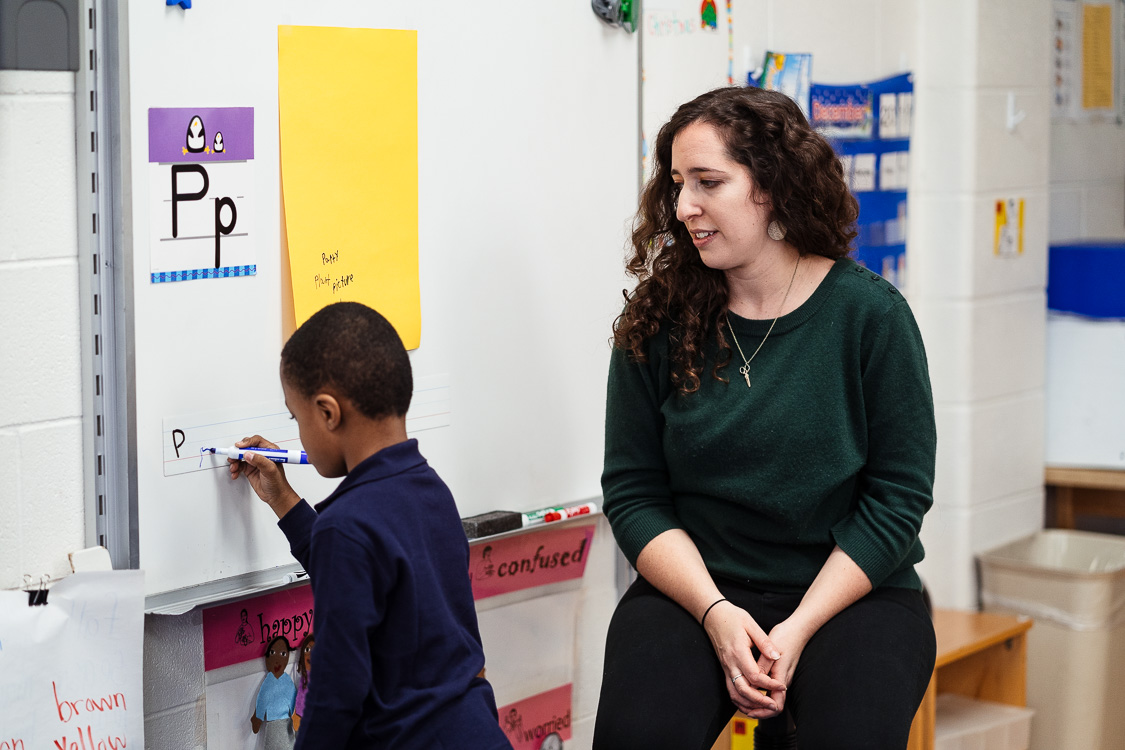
[{"left": 148, "top": 107, "right": 255, "bottom": 283}]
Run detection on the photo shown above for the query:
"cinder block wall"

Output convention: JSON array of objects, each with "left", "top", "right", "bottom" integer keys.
[
  {"left": 911, "top": 0, "right": 1051, "bottom": 607},
  {"left": 0, "top": 70, "right": 85, "bottom": 590},
  {"left": 142, "top": 610, "right": 206, "bottom": 749},
  {"left": 1050, "top": 119, "right": 1125, "bottom": 241}
]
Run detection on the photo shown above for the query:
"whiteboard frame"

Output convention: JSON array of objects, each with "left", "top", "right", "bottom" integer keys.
[{"left": 89, "top": 0, "right": 138, "bottom": 573}]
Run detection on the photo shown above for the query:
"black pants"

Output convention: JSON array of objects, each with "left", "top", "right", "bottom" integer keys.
[{"left": 592, "top": 577, "right": 935, "bottom": 750}]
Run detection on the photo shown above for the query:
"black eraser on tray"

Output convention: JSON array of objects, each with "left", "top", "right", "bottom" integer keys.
[{"left": 462, "top": 510, "right": 522, "bottom": 539}]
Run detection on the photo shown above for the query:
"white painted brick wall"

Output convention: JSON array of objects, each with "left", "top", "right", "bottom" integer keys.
[
  {"left": 1050, "top": 120, "right": 1125, "bottom": 241},
  {"left": 144, "top": 610, "right": 207, "bottom": 750},
  {"left": 0, "top": 73, "right": 79, "bottom": 262},
  {"left": 918, "top": 294, "right": 1046, "bottom": 404},
  {"left": 917, "top": 489, "right": 1043, "bottom": 606},
  {"left": 0, "top": 70, "right": 85, "bottom": 589},
  {"left": 0, "top": 261, "right": 83, "bottom": 425},
  {"left": 931, "top": 394, "right": 1046, "bottom": 509},
  {"left": 0, "top": 430, "right": 21, "bottom": 580},
  {"left": 913, "top": 191, "right": 1049, "bottom": 299},
  {"left": 910, "top": 0, "right": 1051, "bottom": 608}
]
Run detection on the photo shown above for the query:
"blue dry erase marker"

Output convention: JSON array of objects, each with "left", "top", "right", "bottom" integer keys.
[{"left": 206, "top": 446, "right": 309, "bottom": 464}]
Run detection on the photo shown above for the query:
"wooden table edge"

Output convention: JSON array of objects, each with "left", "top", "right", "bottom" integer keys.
[
  {"left": 1045, "top": 465, "right": 1125, "bottom": 490},
  {"left": 933, "top": 609, "right": 1033, "bottom": 669}
]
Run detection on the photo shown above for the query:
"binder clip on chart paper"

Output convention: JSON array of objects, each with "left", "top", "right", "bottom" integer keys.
[
  {"left": 24, "top": 574, "right": 50, "bottom": 606},
  {"left": 591, "top": 0, "right": 636, "bottom": 32}
]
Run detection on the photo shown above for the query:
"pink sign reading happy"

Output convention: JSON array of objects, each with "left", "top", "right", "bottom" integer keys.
[{"left": 202, "top": 585, "right": 315, "bottom": 672}]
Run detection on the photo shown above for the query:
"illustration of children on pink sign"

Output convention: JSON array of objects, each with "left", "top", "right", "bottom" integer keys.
[
  {"left": 235, "top": 608, "right": 255, "bottom": 646},
  {"left": 293, "top": 632, "right": 314, "bottom": 734},
  {"left": 251, "top": 635, "right": 296, "bottom": 748}
]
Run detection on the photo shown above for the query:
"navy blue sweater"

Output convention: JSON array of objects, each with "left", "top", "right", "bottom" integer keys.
[{"left": 279, "top": 439, "right": 511, "bottom": 749}]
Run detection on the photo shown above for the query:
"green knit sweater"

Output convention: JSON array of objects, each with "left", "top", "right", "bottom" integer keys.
[{"left": 602, "top": 258, "right": 936, "bottom": 592}]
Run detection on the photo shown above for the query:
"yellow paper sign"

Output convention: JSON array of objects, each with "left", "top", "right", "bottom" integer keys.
[
  {"left": 278, "top": 26, "right": 420, "bottom": 348},
  {"left": 1082, "top": 4, "right": 1113, "bottom": 110},
  {"left": 994, "top": 198, "right": 1025, "bottom": 257}
]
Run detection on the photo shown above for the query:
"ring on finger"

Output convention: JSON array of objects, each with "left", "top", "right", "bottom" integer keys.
[{"left": 730, "top": 673, "right": 743, "bottom": 684}]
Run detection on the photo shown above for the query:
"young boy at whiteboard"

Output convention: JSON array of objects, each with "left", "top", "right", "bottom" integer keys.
[{"left": 229, "top": 301, "right": 512, "bottom": 750}]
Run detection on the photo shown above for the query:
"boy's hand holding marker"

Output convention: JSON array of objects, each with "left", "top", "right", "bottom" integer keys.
[{"left": 228, "top": 435, "right": 302, "bottom": 519}]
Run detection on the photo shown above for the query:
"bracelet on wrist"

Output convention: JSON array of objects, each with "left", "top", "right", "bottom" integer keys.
[{"left": 700, "top": 597, "right": 728, "bottom": 629}]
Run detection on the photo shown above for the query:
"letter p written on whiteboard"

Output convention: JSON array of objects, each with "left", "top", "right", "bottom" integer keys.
[{"left": 161, "top": 377, "right": 451, "bottom": 477}]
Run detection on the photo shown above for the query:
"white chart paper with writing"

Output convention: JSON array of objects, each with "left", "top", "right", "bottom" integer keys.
[{"left": 0, "top": 571, "right": 145, "bottom": 750}]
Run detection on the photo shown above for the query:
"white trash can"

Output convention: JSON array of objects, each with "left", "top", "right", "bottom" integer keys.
[{"left": 979, "top": 529, "right": 1125, "bottom": 750}]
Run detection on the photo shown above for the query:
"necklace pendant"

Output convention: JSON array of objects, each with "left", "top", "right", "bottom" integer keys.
[{"left": 739, "top": 364, "right": 751, "bottom": 389}]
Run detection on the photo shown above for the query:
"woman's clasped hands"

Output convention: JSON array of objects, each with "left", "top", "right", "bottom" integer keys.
[{"left": 703, "top": 600, "right": 809, "bottom": 719}]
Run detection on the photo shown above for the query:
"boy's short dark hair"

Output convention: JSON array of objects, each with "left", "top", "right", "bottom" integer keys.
[{"left": 281, "top": 302, "right": 413, "bottom": 419}]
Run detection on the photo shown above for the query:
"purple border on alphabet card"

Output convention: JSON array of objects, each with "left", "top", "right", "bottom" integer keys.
[{"left": 148, "top": 107, "right": 254, "bottom": 163}]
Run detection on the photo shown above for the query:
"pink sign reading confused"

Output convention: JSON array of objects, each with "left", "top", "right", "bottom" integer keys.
[
  {"left": 202, "top": 585, "right": 315, "bottom": 672},
  {"left": 469, "top": 524, "right": 595, "bottom": 600},
  {"left": 497, "top": 684, "right": 573, "bottom": 750}
]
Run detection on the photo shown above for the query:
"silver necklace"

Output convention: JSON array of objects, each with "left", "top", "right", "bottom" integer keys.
[{"left": 726, "top": 254, "right": 800, "bottom": 389}]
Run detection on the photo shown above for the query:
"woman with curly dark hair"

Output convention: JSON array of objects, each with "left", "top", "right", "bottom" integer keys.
[{"left": 593, "top": 86, "right": 937, "bottom": 750}]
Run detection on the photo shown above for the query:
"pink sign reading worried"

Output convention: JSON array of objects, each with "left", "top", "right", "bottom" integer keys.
[
  {"left": 497, "top": 684, "right": 573, "bottom": 750},
  {"left": 469, "top": 524, "right": 595, "bottom": 600},
  {"left": 202, "top": 585, "right": 315, "bottom": 672}
]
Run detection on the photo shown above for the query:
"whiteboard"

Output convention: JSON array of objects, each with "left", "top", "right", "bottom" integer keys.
[
  {"left": 641, "top": 1, "right": 735, "bottom": 181},
  {"left": 115, "top": 0, "right": 638, "bottom": 607}
]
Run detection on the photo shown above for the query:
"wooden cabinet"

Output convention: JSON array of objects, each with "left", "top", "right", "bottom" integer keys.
[
  {"left": 906, "top": 609, "right": 1033, "bottom": 750},
  {"left": 1046, "top": 466, "right": 1125, "bottom": 529}
]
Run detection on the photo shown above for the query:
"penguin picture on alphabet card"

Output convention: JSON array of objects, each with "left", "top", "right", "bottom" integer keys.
[{"left": 185, "top": 114, "right": 207, "bottom": 153}]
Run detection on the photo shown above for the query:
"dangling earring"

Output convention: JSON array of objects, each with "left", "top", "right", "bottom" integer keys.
[{"left": 767, "top": 220, "right": 786, "bottom": 241}]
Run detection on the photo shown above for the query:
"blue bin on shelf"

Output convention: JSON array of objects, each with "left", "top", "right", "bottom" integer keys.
[
  {"left": 1046, "top": 239, "right": 1125, "bottom": 469},
  {"left": 1047, "top": 240, "right": 1125, "bottom": 319}
]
